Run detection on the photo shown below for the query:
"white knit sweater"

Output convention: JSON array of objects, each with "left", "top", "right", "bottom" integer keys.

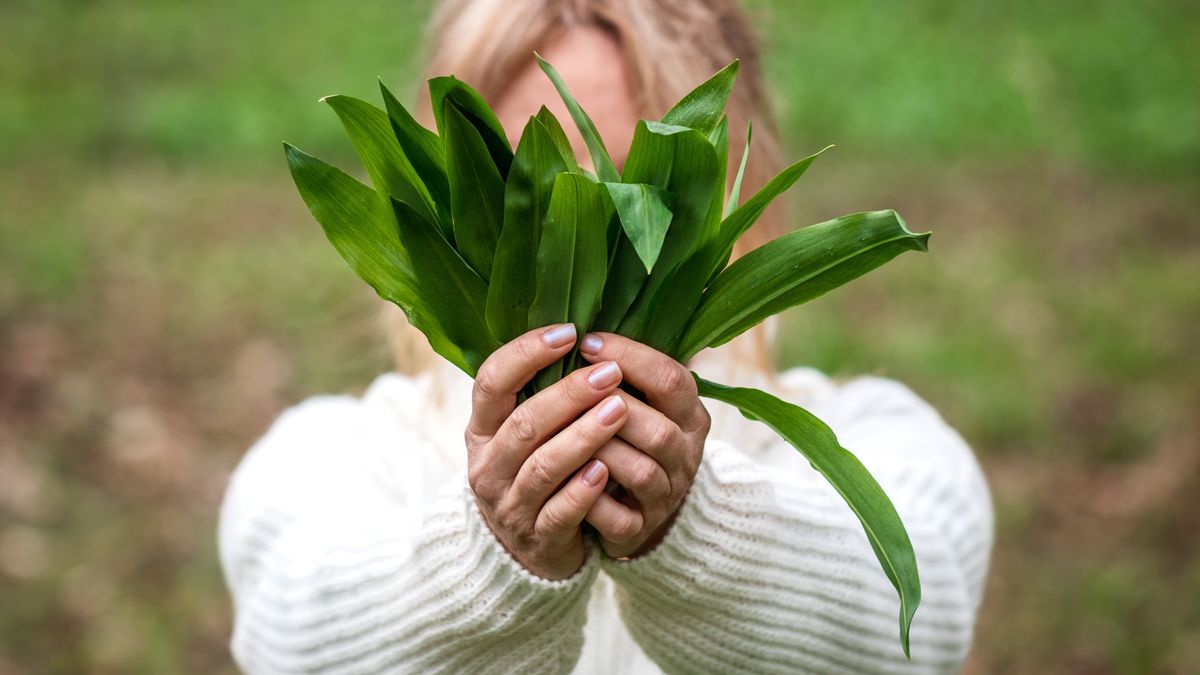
[{"left": 218, "top": 336, "right": 993, "bottom": 674}]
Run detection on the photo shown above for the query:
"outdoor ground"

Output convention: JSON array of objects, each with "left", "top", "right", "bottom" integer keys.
[{"left": 1, "top": 0, "right": 1197, "bottom": 673}]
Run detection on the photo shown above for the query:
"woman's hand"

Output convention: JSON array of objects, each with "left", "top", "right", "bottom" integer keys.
[
  {"left": 465, "top": 324, "right": 630, "bottom": 581},
  {"left": 576, "top": 332, "right": 712, "bottom": 560}
]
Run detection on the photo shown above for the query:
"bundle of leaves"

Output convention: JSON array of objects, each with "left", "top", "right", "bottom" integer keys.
[{"left": 285, "top": 56, "right": 928, "bottom": 656}]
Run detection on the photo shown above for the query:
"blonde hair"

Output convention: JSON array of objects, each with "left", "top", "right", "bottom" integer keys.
[{"left": 388, "top": 0, "right": 786, "bottom": 375}]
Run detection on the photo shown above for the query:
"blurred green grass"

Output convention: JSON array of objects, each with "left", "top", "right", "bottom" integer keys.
[{"left": 1, "top": 0, "right": 1197, "bottom": 673}]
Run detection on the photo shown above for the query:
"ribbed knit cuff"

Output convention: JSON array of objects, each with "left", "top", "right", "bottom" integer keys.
[{"left": 461, "top": 476, "right": 602, "bottom": 594}]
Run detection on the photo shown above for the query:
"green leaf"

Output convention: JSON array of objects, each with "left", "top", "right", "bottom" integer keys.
[
  {"left": 591, "top": 120, "right": 678, "bottom": 331},
  {"left": 283, "top": 142, "right": 467, "bottom": 373},
  {"left": 709, "top": 114, "right": 730, "bottom": 185},
  {"left": 617, "top": 122, "right": 723, "bottom": 348},
  {"left": 661, "top": 60, "right": 739, "bottom": 136},
  {"left": 487, "top": 117, "right": 570, "bottom": 343},
  {"left": 534, "top": 54, "right": 620, "bottom": 183},
  {"left": 677, "top": 210, "right": 930, "bottom": 361},
  {"left": 726, "top": 122, "right": 752, "bottom": 218},
  {"left": 390, "top": 197, "right": 498, "bottom": 375},
  {"left": 708, "top": 145, "right": 833, "bottom": 281},
  {"left": 600, "top": 183, "right": 674, "bottom": 273},
  {"left": 528, "top": 173, "right": 607, "bottom": 389},
  {"left": 443, "top": 98, "right": 505, "bottom": 281},
  {"left": 535, "top": 106, "right": 580, "bottom": 173},
  {"left": 321, "top": 95, "right": 442, "bottom": 234},
  {"left": 379, "top": 79, "right": 452, "bottom": 231},
  {"left": 428, "top": 76, "right": 513, "bottom": 177},
  {"left": 694, "top": 375, "right": 921, "bottom": 657}
]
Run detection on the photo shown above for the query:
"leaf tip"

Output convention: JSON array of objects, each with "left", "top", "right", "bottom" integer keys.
[
  {"left": 887, "top": 210, "right": 931, "bottom": 252},
  {"left": 913, "top": 231, "right": 932, "bottom": 252}
]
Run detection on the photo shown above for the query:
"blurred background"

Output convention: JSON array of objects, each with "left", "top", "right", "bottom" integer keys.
[{"left": 1, "top": 0, "right": 1197, "bottom": 672}]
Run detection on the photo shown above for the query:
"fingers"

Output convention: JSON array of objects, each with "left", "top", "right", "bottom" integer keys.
[
  {"left": 577, "top": 332, "right": 706, "bottom": 430},
  {"left": 512, "top": 394, "right": 628, "bottom": 512},
  {"left": 468, "top": 323, "right": 579, "bottom": 441},
  {"left": 534, "top": 459, "right": 610, "bottom": 545},
  {"left": 487, "top": 360, "right": 624, "bottom": 478},
  {"left": 612, "top": 391, "right": 689, "bottom": 482},
  {"left": 592, "top": 436, "right": 671, "bottom": 507},
  {"left": 586, "top": 492, "right": 645, "bottom": 549}
]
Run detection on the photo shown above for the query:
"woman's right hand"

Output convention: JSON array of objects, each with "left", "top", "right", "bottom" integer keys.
[{"left": 464, "top": 323, "right": 629, "bottom": 581}]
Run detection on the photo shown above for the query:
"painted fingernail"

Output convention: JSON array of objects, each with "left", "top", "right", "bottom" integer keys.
[
  {"left": 595, "top": 395, "right": 626, "bottom": 425},
  {"left": 582, "top": 459, "right": 606, "bottom": 487},
  {"left": 542, "top": 324, "right": 576, "bottom": 348},
  {"left": 587, "top": 361, "right": 621, "bottom": 389},
  {"left": 579, "top": 334, "right": 603, "bottom": 355}
]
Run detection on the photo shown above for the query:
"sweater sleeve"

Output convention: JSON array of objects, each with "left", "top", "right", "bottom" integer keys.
[
  {"left": 218, "top": 393, "right": 601, "bottom": 675},
  {"left": 597, "top": 374, "right": 994, "bottom": 674}
]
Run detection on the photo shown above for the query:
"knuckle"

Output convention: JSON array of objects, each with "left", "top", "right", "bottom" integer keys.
[
  {"left": 630, "top": 456, "right": 660, "bottom": 490},
  {"left": 646, "top": 422, "right": 675, "bottom": 454},
  {"left": 538, "top": 502, "right": 573, "bottom": 536},
  {"left": 654, "top": 361, "right": 687, "bottom": 393},
  {"left": 464, "top": 426, "right": 481, "bottom": 452},
  {"left": 696, "top": 403, "right": 712, "bottom": 435},
  {"left": 610, "top": 512, "right": 642, "bottom": 543},
  {"left": 472, "top": 370, "right": 501, "bottom": 405},
  {"left": 568, "top": 367, "right": 599, "bottom": 399},
  {"left": 525, "top": 453, "right": 557, "bottom": 492},
  {"left": 570, "top": 420, "right": 602, "bottom": 450},
  {"left": 467, "top": 462, "right": 486, "bottom": 491},
  {"left": 507, "top": 409, "right": 539, "bottom": 447},
  {"left": 469, "top": 464, "right": 501, "bottom": 504},
  {"left": 510, "top": 335, "right": 536, "bottom": 364}
]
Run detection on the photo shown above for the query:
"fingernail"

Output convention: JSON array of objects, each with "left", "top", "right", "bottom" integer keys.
[
  {"left": 595, "top": 395, "right": 626, "bottom": 425},
  {"left": 541, "top": 324, "right": 576, "bottom": 348},
  {"left": 582, "top": 459, "right": 606, "bottom": 487},
  {"left": 579, "top": 334, "right": 603, "bottom": 355},
  {"left": 587, "top": 361, "right": 621, "bottom": 389}
]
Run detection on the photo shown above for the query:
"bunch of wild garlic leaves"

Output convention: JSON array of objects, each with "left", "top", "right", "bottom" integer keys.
[{"left": 286, "top": 56, "right": 928, "bottom": 656}]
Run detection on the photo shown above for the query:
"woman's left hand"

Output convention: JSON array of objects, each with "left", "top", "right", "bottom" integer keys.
[{"left": 576, "top": 332, "right": 711, "bottom": 559}]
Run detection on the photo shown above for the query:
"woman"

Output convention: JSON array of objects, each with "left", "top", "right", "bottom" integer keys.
[{"left": 219, "top": 0, "right": 994, "bottom": 673}]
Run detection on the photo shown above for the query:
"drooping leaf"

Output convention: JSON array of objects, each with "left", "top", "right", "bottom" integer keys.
[
  {"left": 676, "top": 210, "right": 930, "bottom": 361},
  {"left": 600, "top": 183, "right": 674, "bottom": 273},
  {"left": 284, "top": 143, "right": 467, "bottom": 372},
  {"left": 428, "top": 76, "right": 513, "bottom": 177},
  {"left": 535, "top": 105, "right": 580, "bottom": 173},
  {"left": 443, "top": 98, "right": 505, "bottom": 281},
  {"left": 707, "top": 145, "right": 833, "bottom": 281},
  {"left": 487, "top": 117, "right": 570, "bottom": 343},
  {"left": 321, "top": 95, "right": 442, "bottom": 233},
  {"left": 390, "top": 197, "right": 498, "bottom": 375},
  {"left": 534, "top": 54, "right": 620, "bottom": 183},
  {"left": 528, "top": 173, "right": 608, "bottom": 390},
  {"left": 726, "top": 121, "right": 752, "bottom": 218},
  {"left": 379, "top": 79, "right": 452, "bottom": 231},
  {"left": 661, "top": 59, "right": 739, "bottom": 136},
  {"left": 694, "top": 375, "right": 921, "bottom": 658}
]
